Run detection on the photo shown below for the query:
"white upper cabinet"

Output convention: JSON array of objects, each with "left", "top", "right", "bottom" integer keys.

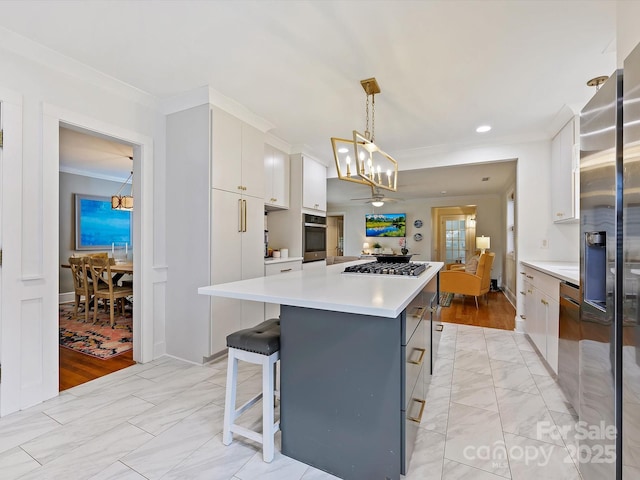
[
  {"left": 302, "top": 155, "right": 327, "bottom": 212},
  {"left": 551, "top": 117, "right": 579, "bottom": 223},
  {"left": 264, "top": 143, "right": 290, "bottom": 210},
  {"left": 211, "top": 106, "right": 264, "bottom": 199}
]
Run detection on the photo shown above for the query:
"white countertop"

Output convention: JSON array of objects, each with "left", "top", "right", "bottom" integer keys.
[
  {"left": 520, "top": 260, "right": 579, "bottom": 284},
  {"left": 264, "top": 256, "right": 303, "bottom": 265},
  {"left": 199, "top": 260, "right": 443, "bottom": 318}
]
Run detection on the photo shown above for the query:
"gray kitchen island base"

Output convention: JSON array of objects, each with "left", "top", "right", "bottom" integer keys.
[{"left": 280, "top": 305, "right": 407, "bottom": 480}]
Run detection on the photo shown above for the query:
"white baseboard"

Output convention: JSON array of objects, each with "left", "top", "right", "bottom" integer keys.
[{"left": 59, "top": 292, "right": 74, "bottom": 304}]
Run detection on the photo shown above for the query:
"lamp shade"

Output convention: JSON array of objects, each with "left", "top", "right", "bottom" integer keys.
[
  {"left": 363, "top": 242, "right": 370, "bottom": 249},
  {"left": 476, "top": 236, "right": 490, "bottom": 252}
]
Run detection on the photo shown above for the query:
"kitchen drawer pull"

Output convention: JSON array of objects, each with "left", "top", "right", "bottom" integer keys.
[
  {"left": 407, "top": 347, "right": 426, "bottom": 366},
  {"left": 280, "top": 268, "right": 292, "bottom": 273},
  {"left": 408, "top": 398, "right": 426, "bottom": 423},
  {"left": 541, "top": 298, "right": 549, "bottom": 306},
  {"left": 526, "top": 275, "right": 534, "bottom": 279},
  {"left": 520, "top": 291, "right": 526, "bottom": 295},
  {"left": 520, "top": 314, "right": 526, "bottom": 319},
  {"left": 435, "top": 324, "right": 443, "bottom": 332},
  {"left": 410, "top": 306, "right": 425, "bottom": 318}
]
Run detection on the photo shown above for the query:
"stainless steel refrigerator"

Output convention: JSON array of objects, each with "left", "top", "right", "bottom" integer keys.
[{"left": 580, "top": 41, "right": 640, "bottom": 480}]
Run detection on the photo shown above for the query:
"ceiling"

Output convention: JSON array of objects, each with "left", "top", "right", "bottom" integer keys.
[
  {"left": 0, "top": 1, "right": 617, "bottom": 194},
  {"left": 328, "top": 160, "right": 517, "bottom": 207}
]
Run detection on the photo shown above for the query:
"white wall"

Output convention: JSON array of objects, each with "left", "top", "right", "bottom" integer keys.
[{"left": 0, "top": 37, "right": 165, "bottom": 416}]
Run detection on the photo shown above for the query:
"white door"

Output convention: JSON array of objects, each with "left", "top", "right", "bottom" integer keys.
[{"left": 439, "top": 215, "right": 468, "bottom": 264}]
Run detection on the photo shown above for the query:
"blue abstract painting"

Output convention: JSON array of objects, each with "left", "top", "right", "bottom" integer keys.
[{"left": 75, "top": 194, "right": 131, "bottom": 249}]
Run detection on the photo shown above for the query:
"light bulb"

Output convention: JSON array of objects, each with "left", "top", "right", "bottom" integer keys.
[{"left": 371, "top": 200, "right": 384, "bottom": 207}]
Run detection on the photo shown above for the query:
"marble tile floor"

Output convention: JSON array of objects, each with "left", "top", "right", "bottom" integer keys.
[{"left": 0, "top": 323, "right": 581, "bottom": 480}]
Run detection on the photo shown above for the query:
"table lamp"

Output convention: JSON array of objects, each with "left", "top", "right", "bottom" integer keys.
[
  {"left": 362, "top": 242, "right": 370, "bottom": 254},
  {"left": 476, "top": 236, "right": 490, "bottom": 254}
]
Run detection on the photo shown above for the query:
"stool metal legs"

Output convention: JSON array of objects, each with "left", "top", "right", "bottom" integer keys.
[{"left": 223, "top": 347, "right": 280, "bottom": 462}]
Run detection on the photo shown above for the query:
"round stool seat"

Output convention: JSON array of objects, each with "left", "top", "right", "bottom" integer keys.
[{"left": 226, "top": 318, "right": 280, "bottom": 356}]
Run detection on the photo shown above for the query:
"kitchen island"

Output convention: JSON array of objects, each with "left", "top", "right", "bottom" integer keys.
[{"left": 198, "top": 260, "right": 443, "bottom": 479}]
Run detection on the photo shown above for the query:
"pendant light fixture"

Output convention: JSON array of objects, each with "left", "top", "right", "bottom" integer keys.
[
  {"left": 111, "top": 156, "right": 133, "bottom": 211},
  {"left": 331, "top": 77, "right": 398, "bottom": 193}
]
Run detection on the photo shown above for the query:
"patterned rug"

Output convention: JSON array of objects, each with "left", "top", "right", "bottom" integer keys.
[
  {"left": 439, "top": 292, "right": 454, "bottom": 307},
  {"left": 59, "top": 302, "right": 132, "bottom": 359}
]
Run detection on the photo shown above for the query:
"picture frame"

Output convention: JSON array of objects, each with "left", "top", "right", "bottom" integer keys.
[{"left": 74, "top": 193, "right": 132, "bottom": 250}]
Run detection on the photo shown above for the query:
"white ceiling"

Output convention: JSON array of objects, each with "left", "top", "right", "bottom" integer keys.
[{"left": 0, "top": 1, "right": 618, "bottom": 194}]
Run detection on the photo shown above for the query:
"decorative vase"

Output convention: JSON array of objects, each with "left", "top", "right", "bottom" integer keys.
[{"left": 401, "top": 248, "right": 408, "bottom": 255}]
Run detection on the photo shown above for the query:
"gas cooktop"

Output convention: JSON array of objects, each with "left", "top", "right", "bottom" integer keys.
[{"left": 343, "top": 261, "right": 430, "bottom": 277}]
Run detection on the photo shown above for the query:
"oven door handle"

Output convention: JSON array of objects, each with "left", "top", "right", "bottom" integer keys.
[{"left": 304, "top": 223, "right": 327, "bottom": 228}]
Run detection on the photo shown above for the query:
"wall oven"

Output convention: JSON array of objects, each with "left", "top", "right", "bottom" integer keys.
[{"left": 303, "top": 214, "right": 327, "bottom": 263}]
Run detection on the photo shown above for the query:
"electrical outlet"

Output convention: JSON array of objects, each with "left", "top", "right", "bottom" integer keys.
[{"left": 541, "top": 239, "right": 549, "bottom": 249}]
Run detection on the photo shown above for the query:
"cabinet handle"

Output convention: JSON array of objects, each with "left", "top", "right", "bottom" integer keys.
[
  {"left": 280, "top": 268, "right": 292, "bottom": 273},
  {"left": 407, "top": 398, "right": 426, "bottom": 423},
  {"left": 435, "top": 324, "right": 443, "bottom": 332},
  {"left": 238, "top": 199, "right": 243, "bottom": 232},
  {"left": 527, "top": 289, "right": 533, "bottom": 294},
  {"left": 556, "top": 212, "right": 564, "bottom": 217},
  {"left": 526, "top": 275, "right": 533, "bottom": 279},
  {"left": 520, "top": 315, "right": 527, "bottom": 319},
  {"left": 541, "top": 298, "right": 549, "bottom": 306},
  {"left": 520, "top": 291, "right": 526, "bottom": 295},
  {"left": 270, "top": 197, "right": 277, "bottom": 202},
  {"left": 520, "top": 271, "right": 526, "bottom": 275},
  {"left": 410, "top": 306, "right": 425, "bottom": 318},
  {"left": 408, "top": 347, "right": 426, "bottom": 366},
  {"left": 242, "top": 199, "right": 247, "bottom": 232},
  {"left": 237, "top": 185, "right": 243, "bottom": 191}
]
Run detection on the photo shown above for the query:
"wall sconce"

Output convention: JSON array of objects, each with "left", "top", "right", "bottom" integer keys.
[{"left": 476, "top": 235, "right": 490, "bottom": 254}]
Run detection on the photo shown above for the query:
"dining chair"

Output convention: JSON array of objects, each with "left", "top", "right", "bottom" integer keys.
[
  {"left": 87, "top": 256, "right": 133, "bottom": 327},
  {"left": 68, "top": 256, "right": 93, "bottom": 322}
]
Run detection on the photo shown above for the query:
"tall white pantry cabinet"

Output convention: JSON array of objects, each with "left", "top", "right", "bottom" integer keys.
[{"left": 166, "top": 104, "right": 265, "bottom": 363}]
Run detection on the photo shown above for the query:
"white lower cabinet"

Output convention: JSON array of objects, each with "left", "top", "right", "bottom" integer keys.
[
  {"left": 210, "top": 189, "right": 265, "bottom": 354},
  {"left": 521, "top": 265, "right": 560, "bottom": 373},
  {"left": 264, "top": 259, "right": 303, "bottom": 320}
]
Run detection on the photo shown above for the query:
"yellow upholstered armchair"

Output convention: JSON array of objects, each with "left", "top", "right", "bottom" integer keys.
[{"left": 439, "top": 252, "right": 495, "bottom": 309}]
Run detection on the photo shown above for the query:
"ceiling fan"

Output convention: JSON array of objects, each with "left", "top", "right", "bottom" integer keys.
[{"left": 351, "top": 186, "right": 402, "bottom": 207}]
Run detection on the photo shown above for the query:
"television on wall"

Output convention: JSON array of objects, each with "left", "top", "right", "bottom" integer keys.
[
  {"left": 75, "top": 194, "right": 132, "bottom": 250},
  {"left": 365, "top": 213, "right": 406, "bottom": 237}
]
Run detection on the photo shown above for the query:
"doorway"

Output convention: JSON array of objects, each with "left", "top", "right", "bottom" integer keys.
[
  {"left": 58, "top": 126, "right": 137, "bottom": 390},
  {"left": 326, "top": 215, "right": 344, "bottom": 257},
  {"left": 432, "top": 206, "right": 477, "bottom": 264}
]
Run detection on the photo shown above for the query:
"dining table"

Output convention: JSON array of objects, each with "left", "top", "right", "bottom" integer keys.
[{"left": 61, "top": 261, "right": 133, "bottom": 284}]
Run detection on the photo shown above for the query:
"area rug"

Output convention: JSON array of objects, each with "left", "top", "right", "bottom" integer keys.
[
  {"left": 439, "top": 292, "right": 454, "bottom": 307},
  {"left": 59, "top": 303, "right": 132, "bottom": 359}
]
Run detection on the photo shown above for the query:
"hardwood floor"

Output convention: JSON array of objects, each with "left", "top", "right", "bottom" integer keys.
[
  {"left": 437, "top": 290, "right": 516, "bottom": 330},
  {"left": 59, "top": 346, "right": 135, "bottom": 391}
]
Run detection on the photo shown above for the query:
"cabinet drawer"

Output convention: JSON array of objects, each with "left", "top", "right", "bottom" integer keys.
[
  {"left": 522, "top": 267, "right": 560, "bottom": 298},
  {"left": 403, "top": 368, "right": 426, "bottom": 474},
  {"left": 265, "top": 260, "right": 302, "bottom": 276},
  {"left": 405, "top": 292, "right": 427, "bottom": 345},
  {"left": 405, "top": 319, "right": 426, "bottom": 410}
]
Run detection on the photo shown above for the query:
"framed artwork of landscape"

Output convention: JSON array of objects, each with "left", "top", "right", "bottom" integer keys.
[{"left": 75, "top": 194, "right": 132, "bottom": 250}]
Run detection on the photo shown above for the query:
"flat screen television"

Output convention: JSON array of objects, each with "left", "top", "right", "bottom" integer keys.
[{"left": 365, "top": 213, "right": 406, "bottom": 237}]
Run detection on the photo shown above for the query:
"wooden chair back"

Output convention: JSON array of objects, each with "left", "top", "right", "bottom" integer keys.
[
  {"left": 68, "top": 256, "right": 92, "bottom": 321},
  {"left": 87, "top": 256, "right": 133, "bottom": 327}
]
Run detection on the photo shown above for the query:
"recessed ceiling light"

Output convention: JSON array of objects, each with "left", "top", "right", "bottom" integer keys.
[
  {"left": 441, "top": 190, "right": 447, "bottom": 195},
  {"left": 476, "top": 125, "right": 492, "bottom": 133}
]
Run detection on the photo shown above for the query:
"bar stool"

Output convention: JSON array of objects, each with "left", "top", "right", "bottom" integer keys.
[{"left": 222, "top": 318, "right": 281, "bottom": 462}]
